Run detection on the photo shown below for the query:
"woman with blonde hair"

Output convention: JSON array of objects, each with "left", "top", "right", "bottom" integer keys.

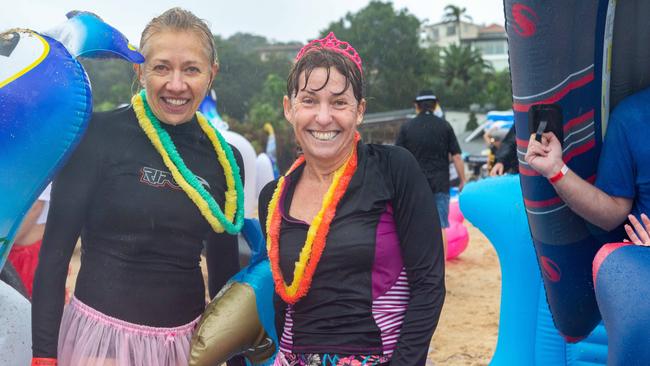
[{"left": 32, "top": 8, "right": 244, "bottom": 366}]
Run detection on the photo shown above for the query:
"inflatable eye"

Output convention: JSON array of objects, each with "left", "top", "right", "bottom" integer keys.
[
  {"left": 0, "top": 13, "right": 143, "bottom": 269},
  {"left": 0, "top": 32, "right": 49, "bottom": 89}
]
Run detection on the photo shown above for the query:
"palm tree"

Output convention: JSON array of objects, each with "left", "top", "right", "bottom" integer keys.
[
  {"left": 441, "top": 44, "right": 492, "bottom": 87},
  {"left": 442, "top": 4, "right": 473, "bottom": 44}
]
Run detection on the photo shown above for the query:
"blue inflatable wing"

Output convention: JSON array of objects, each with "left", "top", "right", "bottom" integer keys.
[
  {"left": 0, "top": 12, "right": 143, "bottom": 270},
  {"left": 235, "top": 219, "right": 277, "bottom": 350},
  {"left": 199, "top": 90, "right": 228, "bottom": 130},
  {"left": 460, "top": 176, "right": 540, "bottom": 365},
  {"left": 44, "top": 11, "right": 143, "bottom": 61}
]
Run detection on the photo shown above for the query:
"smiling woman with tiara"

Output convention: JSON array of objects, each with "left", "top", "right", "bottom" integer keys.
[{"left": 258, "top": 33, "right": 446, "bottom": 366}]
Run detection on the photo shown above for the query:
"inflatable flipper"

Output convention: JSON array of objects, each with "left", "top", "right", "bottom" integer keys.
[
  {"left": 190, "top": 219, "right": 276, "bottom": 366},
  {"left": 189, "top": 278, "right": 274, "bottom": 366},
  {"left": 0, "top": 12, "right": 143, "bottom": 270}
]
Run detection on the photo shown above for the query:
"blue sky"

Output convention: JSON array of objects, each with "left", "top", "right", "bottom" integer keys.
[{"left": 1, "top": 0, "right": 505, "bottom": 45}]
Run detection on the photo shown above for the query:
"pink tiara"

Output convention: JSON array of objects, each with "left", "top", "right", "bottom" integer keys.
[{"left": 295, "top": 32, "right": 363, "bottom": 74}]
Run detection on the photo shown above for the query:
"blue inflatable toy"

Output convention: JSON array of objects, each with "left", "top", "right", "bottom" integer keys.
[
  {"left": 189, "top": 218, "right": 277, "bottom": 366},
  {"left": 507, "top": 0, "right": 609, "bottom": 340},
  {"left": 199, "top": 90, "right": 229, "bottom": 130},
  {"left": 460, "top": 176, "right": 607, "bottom": 365},
  {"left": 0, "top": 11, "right": 143, "bottom": 270},
  {"left": 593, "top": 243, "right": 650, "bottom": 365},
  {"left": 505, "top": 0, "right": 650, "bottom": 343},
  {"left": 461, "top": 1, "right": 650, "bottom": 363}
]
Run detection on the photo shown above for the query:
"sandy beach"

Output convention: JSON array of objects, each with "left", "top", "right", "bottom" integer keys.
[
  {"left": 66, "top": 222, "right": 500, "bottom": 366},
  {"left": 428, "top": 223, "right": 500, "bottom": 365}
]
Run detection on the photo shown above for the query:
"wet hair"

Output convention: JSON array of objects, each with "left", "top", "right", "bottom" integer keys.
[
  {"left": 416, "top": 100, "right": 437, "bottom": 112},
  {"left": 286, "top": 48, "right": 364, "bottom": 103},
  {"left": 139, "top": 7, "right": 217, "bottom": 66}
]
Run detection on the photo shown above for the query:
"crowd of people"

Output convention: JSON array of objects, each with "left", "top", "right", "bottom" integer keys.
[{"left": 2, "top": 5, "right": 647, "bottom": 366}]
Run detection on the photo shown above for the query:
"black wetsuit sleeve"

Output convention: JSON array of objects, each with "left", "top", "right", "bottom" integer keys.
[
  {"left": 205, "top": 147, "right": 244, "bottom": 299},
  {"left": 257, "top": 181, "right": 277, "bottom": 241},
  {"left": 388, "top": 147, "right": 446, "bottom": 366},
  {"left": 205, "top": 230, "right": 239, "bottom": 298},
  {"left": 32, "top": 118, "right": 104, "bottom": 358}
]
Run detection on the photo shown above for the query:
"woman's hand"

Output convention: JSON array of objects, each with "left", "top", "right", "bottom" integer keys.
[
  {"left": 625, "top": 214, "right": 650, "bottom": 246},
  {"left": 524, "top": 132, "right": 564, "bottom": 178}
]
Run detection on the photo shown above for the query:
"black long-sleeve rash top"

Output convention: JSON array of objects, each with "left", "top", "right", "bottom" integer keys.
[
  {"left": 32, "top": 106, "right": 242, "bottom": 358},
  {"left": 259, "top": 143, "right": 446, "bottom": 366}
]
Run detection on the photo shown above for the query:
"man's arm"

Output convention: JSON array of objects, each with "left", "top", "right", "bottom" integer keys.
[
  {"left": 525, "top": 132, "right": 632, "bottom": 230},
  {"left": 451, "top": 153, "right": 466, "bottom": 192}
]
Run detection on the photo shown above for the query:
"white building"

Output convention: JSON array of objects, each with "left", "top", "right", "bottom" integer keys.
[
  {"left": 421, "top": 21, "right": 509, "bottom": 71},
  {"left": 420, "top": 20, "right": 481, "bottom": 49}
]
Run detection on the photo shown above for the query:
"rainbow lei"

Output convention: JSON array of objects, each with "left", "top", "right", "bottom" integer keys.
[
  {"left": 132, "top": 90, "right": 244, "bottom": 234},
  {"left": 266, "top": 133, "right": 360, "bottom": 304}
]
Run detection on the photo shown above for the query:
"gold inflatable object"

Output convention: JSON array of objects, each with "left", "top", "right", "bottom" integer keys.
[{"left": 189, "top": 282, "right": 275, "bottom": 366}]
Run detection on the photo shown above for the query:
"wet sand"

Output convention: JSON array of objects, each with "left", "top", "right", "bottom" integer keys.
[{"left": 428, "top": 223, "right": 500, "bottom": 365}]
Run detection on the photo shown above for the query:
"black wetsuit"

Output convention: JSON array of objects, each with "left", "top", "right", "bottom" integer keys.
[
  {"left": 32, "top": 106, "right": 242, "bottom": 358},
  {"left": 259, "top": 143, "right": 446, "bottom": 366},
  {"left": 395, "top": 110, "right": 462, "bottom": 194}
]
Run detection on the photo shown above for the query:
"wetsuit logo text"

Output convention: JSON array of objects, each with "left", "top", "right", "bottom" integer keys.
[{"left": 140, "top": 167, "right": 211, "bottom": 190}]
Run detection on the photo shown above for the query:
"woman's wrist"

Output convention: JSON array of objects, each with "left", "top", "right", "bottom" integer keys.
[{"left": 31, "top": 358, "right": 57, "bottom": 366}]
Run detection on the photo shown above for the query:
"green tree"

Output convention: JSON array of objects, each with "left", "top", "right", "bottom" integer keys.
[
  {"left": 81, "top": 59, "right": 135, "bottom": 110},
  {"left": 434, "top": 44, "right": 493, "bottom": 108},
  {"left": 214, "top": 34, "right": 291, "bottom": 121},
  {"left": 247, "top": 73, "right": 286, "bottom": 130},
  {"left": 441, "top": 44, "right": 491, "bottom": 86},
  {"left": 482, "top": 69, "right": 513, "bottom": 110},
  {"left": 322, "top": 1, "right": 435, "bottom": 112}
]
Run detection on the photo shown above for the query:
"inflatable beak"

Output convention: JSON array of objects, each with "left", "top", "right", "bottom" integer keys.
[
  {"left": 189, "top": 281, "right": 275, "bottom": 366},
  {"left": 43, "top": 11, "right": 144, "bottom": 63}
]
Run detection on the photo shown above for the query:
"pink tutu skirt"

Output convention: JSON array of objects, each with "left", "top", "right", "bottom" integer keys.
[{"left": 58, "top": 296, "right": 199, "bottom": 366}]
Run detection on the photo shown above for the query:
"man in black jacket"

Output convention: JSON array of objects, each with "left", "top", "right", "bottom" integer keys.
[{"left": 396, "top": 90, "right": 466, "bottom": 251}]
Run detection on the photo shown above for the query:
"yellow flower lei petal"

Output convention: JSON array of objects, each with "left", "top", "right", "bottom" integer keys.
[
  {"left": 196, "top": 113, "right": 237, "bottom": 221},
  {"left": 132, "top": 93, "right": 242, "bottom": 233},
  {"left": 266, "top": 145, "right": 356, "bottom": 300}
]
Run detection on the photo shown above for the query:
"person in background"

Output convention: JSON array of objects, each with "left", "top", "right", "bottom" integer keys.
[
  {"left": 259, "top": 33, "right": 445, "bottom": 365},
  {"left": 489, "top": 125, "right": 518, "bottom": 176},
  {"left": 31, "top": 8, "right": 243, "bottom": 366},
  {"left": 396, "top": 90, "right": 466, "bottom": 252},
  {"left": 8, "top": 183, "right": 51, "bottom": 298}
]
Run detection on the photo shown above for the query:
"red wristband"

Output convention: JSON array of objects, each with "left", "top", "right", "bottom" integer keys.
[
  {"left": 549, "top": 164, "right": 569, "bottom": 183},
  {"left": 32, "top": 358, "right": 57, "bottom": 366}
]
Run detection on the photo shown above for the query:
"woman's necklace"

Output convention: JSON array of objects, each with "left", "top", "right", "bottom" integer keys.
[
  {"left": 132, "top": 90, "right": 244, "bottom": 235},
  {"left": 266, "top": 133, "right": 360, "bottom": 304}
]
